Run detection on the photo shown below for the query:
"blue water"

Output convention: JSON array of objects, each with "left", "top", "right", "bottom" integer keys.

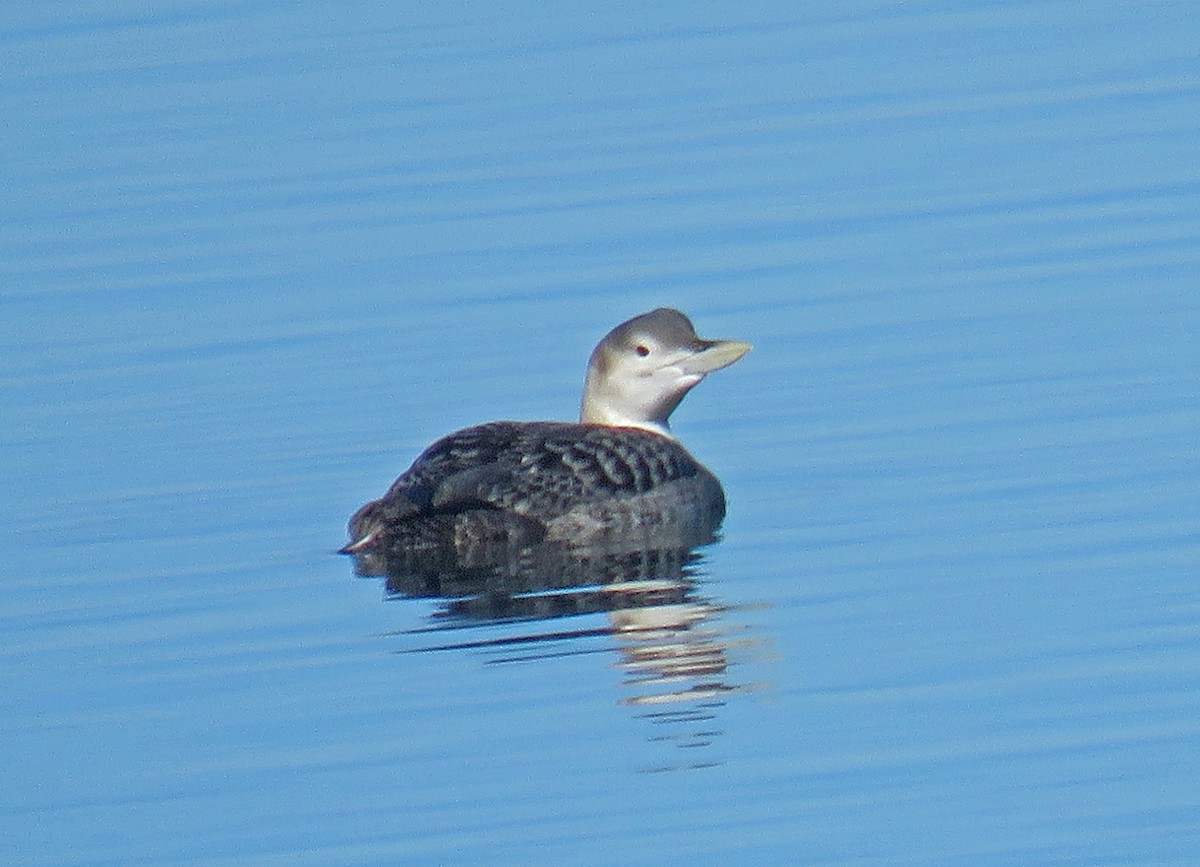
[{"left": 3, "top": 2, "right": 1199, "bottom": 864}]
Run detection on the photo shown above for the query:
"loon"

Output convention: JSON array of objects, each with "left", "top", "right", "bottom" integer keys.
[{"left": 341, "top": 308, "right": 751, "bottom": 556}]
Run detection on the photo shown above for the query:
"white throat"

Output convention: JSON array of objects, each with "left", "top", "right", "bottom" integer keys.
[{"left": 580, "top": 400, "right": 675, "bottom": 438}]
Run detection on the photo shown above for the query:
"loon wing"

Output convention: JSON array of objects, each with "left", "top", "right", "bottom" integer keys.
[
  {"left": 343, "top": 421, "right": 711, "bottom": 553},
  {"left": 409, "top": 421, "right": 703, "bottom": 519}
]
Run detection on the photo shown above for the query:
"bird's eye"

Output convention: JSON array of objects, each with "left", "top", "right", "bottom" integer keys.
[{"left": 635, "top": 344, "right": 650, "bottom": 357}]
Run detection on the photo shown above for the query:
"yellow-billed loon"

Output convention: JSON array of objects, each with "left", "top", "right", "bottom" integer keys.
[{"left": 341, "top": 308, "right": 751, "bottom": 555}]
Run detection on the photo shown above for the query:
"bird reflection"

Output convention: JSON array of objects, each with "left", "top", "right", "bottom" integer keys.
[
  {"left": 347, "top": 527, "right": 756, "bottom": 765},
  {"left": 341, "top": 309, "right": 759, "bottom": 767}
]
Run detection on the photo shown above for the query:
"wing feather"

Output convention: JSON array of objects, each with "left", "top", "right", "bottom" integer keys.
[{"left": 386, "top": 421, "right": 702, "bottom": 519}]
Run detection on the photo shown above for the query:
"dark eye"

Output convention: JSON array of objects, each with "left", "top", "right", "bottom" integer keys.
[{"left": 635, "top": 345, "right": 650, "bottom": 357}]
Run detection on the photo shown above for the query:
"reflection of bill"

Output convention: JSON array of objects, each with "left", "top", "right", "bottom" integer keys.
[
  {"left": 610, "top": 592, "right": 741, "bottom": 705},
  {"left": 612, "top": 596, "right": 745, "bottom": 762}
]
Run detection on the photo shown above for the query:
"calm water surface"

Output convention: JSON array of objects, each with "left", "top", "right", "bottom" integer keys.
[{"left": 3, "top": 2, "right": 1199, "bottom": 864}]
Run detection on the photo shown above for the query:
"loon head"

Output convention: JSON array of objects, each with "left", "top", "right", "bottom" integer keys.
[{"left": 580, "top": 308, "right": 751, "bottom": 436}]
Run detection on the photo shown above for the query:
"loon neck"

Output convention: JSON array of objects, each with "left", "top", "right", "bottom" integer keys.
[{"left": 579, "top": 407, "right": 674, "bottom": 439}]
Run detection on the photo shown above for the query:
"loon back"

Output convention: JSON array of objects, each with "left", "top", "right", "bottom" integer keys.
[{"left": 343, "top": 421, "right": 725, "bottom": 552}]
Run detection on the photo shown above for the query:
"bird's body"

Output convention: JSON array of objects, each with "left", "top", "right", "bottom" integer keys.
[{"left": 342, "top": 309, "right": 749, "bottom": 557}]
